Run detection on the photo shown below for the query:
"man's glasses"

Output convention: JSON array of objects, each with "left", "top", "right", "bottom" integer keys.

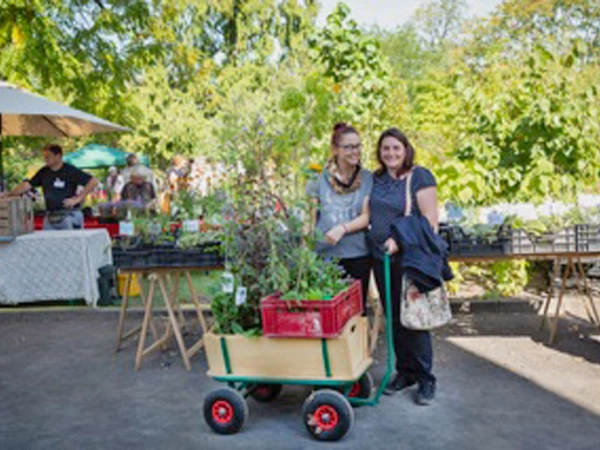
[{"left": 339, "top": 143, "right": 362, "bottom": 152}]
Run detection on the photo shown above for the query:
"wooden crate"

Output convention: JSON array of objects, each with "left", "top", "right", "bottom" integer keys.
[
  {"left": 0, "top": 197, "right": 34, "bottom": 241},
  {"left": 204, "top": 315, "right": 371, "bottom": 382}
]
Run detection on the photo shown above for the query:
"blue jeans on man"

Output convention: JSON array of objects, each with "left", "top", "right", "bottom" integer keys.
[{"left": 43, "top": 210, "right": 84, "bottom": 230}]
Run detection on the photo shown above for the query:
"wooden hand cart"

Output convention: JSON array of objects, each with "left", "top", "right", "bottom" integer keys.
[{"left": 202, "top": 254, "right": 396, "bottom": 442}]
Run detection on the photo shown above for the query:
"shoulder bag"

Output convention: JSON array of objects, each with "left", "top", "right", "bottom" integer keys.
[{"left": 400, "top": 170, "right": 452, "bottom": 330}]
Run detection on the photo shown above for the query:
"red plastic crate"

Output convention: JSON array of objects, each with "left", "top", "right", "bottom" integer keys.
[{"left": 260, "top": 280, "right": 363, "bottom": 338}]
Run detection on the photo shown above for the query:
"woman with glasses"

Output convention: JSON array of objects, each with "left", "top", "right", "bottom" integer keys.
[{"left": 307, "top": 122, "right": 373, "bottom": 306}]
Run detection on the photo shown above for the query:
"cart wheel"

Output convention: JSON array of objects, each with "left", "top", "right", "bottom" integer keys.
[
  {"left": 203, "top": 388, "right": 249, "bottom": 435},
  {"left": 302, "top": 389, "right": 354, "bottom": 441},
  {"left": 348, "top": 372, "right": 374, "bottom": 399},
  {"left": 249, "top": 384, "right": 283, "bottom": 403}
]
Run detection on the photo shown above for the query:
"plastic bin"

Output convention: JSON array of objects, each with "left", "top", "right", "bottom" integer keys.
[
  {"left": 260, "top": 280, "right": 362, "bottom": 338},
  {"left": 117, "top": 273, "right": 141, "bottom": 297}
]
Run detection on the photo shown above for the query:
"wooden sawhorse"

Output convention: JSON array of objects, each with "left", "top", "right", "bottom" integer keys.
[
  {"left": 541, "top": 257, "right": 600, "bottom": 344},
  {"left": 115, "top": 267, "right": 216, "bottom": 371}
]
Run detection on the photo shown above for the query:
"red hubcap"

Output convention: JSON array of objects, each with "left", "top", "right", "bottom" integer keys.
[
  {"left": 313, "top": 405, "right": 339, "bottom": 430},
  {"left": 212, "top": 400, "right": 234, "bottom": 424},
  {"left": 349, "top": 382, "right": 361, "bottom": 397}
]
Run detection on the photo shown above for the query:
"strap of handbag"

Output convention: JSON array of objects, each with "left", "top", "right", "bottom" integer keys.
[{"left": 404, "top": 169, "right": 414, "bottom": 217}]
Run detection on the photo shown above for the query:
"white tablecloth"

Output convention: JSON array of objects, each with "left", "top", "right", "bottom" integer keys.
[{"left": 0, "top": 230, "right": 112, "bottom": 306}]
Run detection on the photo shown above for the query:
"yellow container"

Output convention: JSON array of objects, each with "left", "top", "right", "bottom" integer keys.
[
  {"left": 204, "top": 315, "right": 371, "bottom": 382},
  {"left": 117, "top": 273, "right": 141, "bottom": 297}
]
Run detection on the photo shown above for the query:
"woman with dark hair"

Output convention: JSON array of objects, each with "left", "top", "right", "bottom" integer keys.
[
  {"left": 307, "top": 122, "right": 373, "bottom": 305},
  {"left": 368, "top": 127, "right": 440, "bottom": 405}
]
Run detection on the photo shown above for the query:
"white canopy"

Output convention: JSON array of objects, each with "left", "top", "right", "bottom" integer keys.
[{"left": 0, "top": 81, "right": 129, "bottom": 136}]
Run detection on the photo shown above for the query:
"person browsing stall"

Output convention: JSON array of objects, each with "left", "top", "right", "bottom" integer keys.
[
  {"left": 105, "top": 166, "right": 124, "bottom": 201},
  {"left": 0, "top": 144, "right": 98, "bottom": 230},
  {"left": 307, "top": 122, "right": 373, "bottom": 305},
  {"left": 120, "top": 166, "right": 157, "bottom": 209}
]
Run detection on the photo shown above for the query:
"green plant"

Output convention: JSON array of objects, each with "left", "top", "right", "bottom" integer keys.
[
  {"left": 171, "top": 190, "right": 201, "bottom": 220},
  {"left": 176, "top": 230, "right": 223, "bottom": 250},
  {"left": 209, "top": 181, "right": 352, "bottom": 335}
]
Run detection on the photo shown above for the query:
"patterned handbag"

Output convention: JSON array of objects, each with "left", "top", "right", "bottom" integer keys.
[{"left": 399, "top": 170, "right": 452, "bottom": 330}]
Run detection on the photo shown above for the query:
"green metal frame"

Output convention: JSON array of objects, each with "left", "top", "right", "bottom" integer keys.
[{"left": 211, "top": 254, "right": 396, "bottom": 408}]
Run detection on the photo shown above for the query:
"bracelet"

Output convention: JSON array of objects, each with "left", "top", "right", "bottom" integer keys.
[{"left": 341, "top": 223, "right": 349, "bottom": 233}]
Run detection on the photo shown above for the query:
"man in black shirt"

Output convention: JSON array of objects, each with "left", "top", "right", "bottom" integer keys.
[{"left": 0, "top": 144, "right": 98, "bottom": 230}]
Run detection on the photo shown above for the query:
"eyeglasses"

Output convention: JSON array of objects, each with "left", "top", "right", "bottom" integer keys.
[{"left": 338, "top": 143, "right": 362, "bottom": 152}]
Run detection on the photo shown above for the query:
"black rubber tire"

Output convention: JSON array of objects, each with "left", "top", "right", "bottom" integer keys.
[
  {"left": 249, "top": 384, "right": 283, "bottom": 403},
  {"left": 203, "top": 387, "right": 248, "bottom": 435},
  {"left": 348, "top": 372, "right": 374, "bottom": 399},
  {"left": 302, "top": 389, "right": 354, "bottom": 441}
]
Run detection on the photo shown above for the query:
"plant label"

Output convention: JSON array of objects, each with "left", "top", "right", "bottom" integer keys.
[
  {"left": 119, "top": 221, "right": 135, "bottom": 236},
  {"left": 235, "top": 286, "right": 247, "bottom": 306},
  {"left": 183, "top": 219, "right": 200, "bottom": 233},
  {"left": 222, "top": 272, "right": 234, "bottom": 293},
  {"left": 148, "top": 222, "right": 162, "bottom": 235}
]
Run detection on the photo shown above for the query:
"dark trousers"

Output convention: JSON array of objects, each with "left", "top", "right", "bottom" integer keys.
[
  {"left": 339, "top": 255, "right": 372, "bottom": 314},
  {"left": 373, "top": 256, "right": 435, "bottom": 385}
]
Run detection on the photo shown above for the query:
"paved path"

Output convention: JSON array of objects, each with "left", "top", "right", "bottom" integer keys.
[{"left": 1, "top": 301, "right": 599, "bottom": 450}]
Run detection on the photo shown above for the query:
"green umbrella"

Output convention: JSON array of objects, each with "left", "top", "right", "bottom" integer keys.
[{"left": 64, "top": 143, "right": 149, "bottom": 169}]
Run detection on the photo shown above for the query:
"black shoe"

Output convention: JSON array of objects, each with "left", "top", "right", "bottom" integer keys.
[
  {"left": 383, "top": 374, "right": 416, "bottom": 396},
  {"left": 415, "top": 381, "right": 436, "bottom": 405}
]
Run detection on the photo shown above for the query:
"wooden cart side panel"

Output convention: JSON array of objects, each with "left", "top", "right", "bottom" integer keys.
[
  {"left": 204, "top": 316, "right": 368, "bottom": 381},
  {"left": 327, "top": 316, "right": 368, "bottom": 377}
]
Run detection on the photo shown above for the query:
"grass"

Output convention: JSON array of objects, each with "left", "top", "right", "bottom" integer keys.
[{"left": 114, "top": 270, "right": 223, "bottom": 309}]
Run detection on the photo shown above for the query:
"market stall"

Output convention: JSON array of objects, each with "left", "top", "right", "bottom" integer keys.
[{"left": 0, "top": 229, "right": 112, "bottom": 306}]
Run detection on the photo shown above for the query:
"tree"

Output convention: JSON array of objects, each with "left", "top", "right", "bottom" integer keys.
[
  {"left": 308, "top": 2, "right": 393, "bottom": 152},
  {"left": 441, "top": 44, "right": 600, "bottom": 205},
  {"left": 370, "top": 24, "right": 439, "bottom": 84},
  {"left": 413, "top": 0, "right": 467, "bottom": 50},
  {"left": 466, "top": 0, "right": 600, "bottom": 64}
]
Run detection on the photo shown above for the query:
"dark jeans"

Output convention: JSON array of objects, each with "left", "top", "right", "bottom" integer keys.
[
  {"left": 339, "top": 255, "right": 372, "bottom": 314},
  {"left": 373, "top": 256, "right": 435, "bottom": 385}
]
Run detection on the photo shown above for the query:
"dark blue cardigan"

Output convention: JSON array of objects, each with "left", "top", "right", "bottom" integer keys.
[{"left": 391, "top": 214, "right": 454, "bottom": 293}]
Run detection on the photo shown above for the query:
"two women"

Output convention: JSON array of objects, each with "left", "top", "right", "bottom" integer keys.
[{"left": 312, "top": 124, "right": 442, "bottom": 406}]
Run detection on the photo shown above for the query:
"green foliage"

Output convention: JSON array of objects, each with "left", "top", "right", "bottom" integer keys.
[
  {"left": 210, "top": 178, "right": 351, "bottom": 334},
  {"left": 485, "top": 260, "right": 529, "bottom": 298},
  {"left": 176, "top": 230, "right": 223, "bottom": 250},
  {"left": 308, "top": 2, "right": 392, "bottom": 150},
  {"left": 171, "top": 189, "right": 202, "bottom": 220}
]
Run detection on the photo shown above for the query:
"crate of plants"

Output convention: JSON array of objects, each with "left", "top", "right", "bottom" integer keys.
[
  {"left": 261, "top": 279, "right": 362, "bottom": 339},
  {"left": 508, "top": 215, "right": 577, "bottom": 254},
  {"left": 575, "top": 224, "right": 600, "bottom": 253},
  {"left": 111, "top": 240, "right": 151, "bottom": 269},
  {"left": 443, "top": 224, "right": 510, "bottom": 257},
  {"left": 174, "top": 231, "right": 224, "bottom": 268}
]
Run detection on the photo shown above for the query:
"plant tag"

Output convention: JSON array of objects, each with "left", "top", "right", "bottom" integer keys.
[
  {"left": 222, "top": 272, "right": 234, "bottom": 293},
  {"left": 148, "top": 222, "right": 162, "bottom": 235},
  {"left": 235, "top": 286, "right": 247, "bottom": 306},
  {"left": 183, "top": 219, "right": 200, "bottom": 233},
  {"left": 119, "top": 221, "right": 134, "bottom": 236}
]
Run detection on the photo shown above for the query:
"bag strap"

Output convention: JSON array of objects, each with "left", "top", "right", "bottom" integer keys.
[{"left": 404, "top": 170, "right": 414, "bottom": 217}]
